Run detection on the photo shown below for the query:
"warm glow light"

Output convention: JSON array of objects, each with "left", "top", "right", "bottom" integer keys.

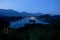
[{"left": 30, "top": 17, "right": 35, "bottom": 20}]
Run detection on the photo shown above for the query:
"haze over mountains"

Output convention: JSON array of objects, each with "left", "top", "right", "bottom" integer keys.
[{"left": 0, "top": 9, "right": 43, "bottom": 17}]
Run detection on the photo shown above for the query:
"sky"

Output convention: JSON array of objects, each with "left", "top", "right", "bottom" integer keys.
[{"left": 0, "top": 0, "right": 60, "bottom": 14}]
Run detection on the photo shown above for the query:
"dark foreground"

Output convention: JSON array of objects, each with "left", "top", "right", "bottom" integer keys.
[{"left": 0, "top": 23, "right": 60, "bottom": 40}]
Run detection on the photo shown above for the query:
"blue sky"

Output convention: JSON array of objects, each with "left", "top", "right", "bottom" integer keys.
[{"left": 0, "top": 0, "right": 60, "bottom": 14}]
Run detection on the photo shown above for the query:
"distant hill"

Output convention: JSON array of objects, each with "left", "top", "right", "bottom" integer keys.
[
  {"left": 0, "top": 9, "right": 20, "bottom": 16},
  {"left": 0, "top": 9, "right": 43, "bottom": 17}
]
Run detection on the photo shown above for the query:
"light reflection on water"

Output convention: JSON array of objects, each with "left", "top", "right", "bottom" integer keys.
[{"left": 9, "top": 17, "right": 49, "bottom": 28}]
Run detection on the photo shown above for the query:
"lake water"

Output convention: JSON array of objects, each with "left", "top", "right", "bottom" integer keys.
[{"left": 9, "top": 17, "right": 49, "bottom": 28}]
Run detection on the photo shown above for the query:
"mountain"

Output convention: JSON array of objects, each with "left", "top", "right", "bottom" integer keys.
[
  {"left": 0, "top": 9, "right": 43, "bottom": 17},
  {"left": 20, "top": 12, "right": 43, "bottom": 17},
  {"left": 0, "top": 9, "right": 20, "bottom": 16}
]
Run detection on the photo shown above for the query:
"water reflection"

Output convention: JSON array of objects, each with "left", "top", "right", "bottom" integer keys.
[{"left": 9, "top": 17, "right": 49, "bottom": 28}]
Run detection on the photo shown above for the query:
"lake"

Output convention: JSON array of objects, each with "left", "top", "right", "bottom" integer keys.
[{"left": 9, "top": 17, "right": 49, "bottom": 28}]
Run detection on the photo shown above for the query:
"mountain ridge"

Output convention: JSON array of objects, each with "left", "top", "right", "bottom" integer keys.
[{"left": 0, "top": 9, "right": 43, "bottom": 17}]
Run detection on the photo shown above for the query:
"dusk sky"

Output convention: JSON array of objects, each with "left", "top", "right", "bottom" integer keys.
[{"left": 0, "top": 0, "right": 60, "bottom": 14}]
